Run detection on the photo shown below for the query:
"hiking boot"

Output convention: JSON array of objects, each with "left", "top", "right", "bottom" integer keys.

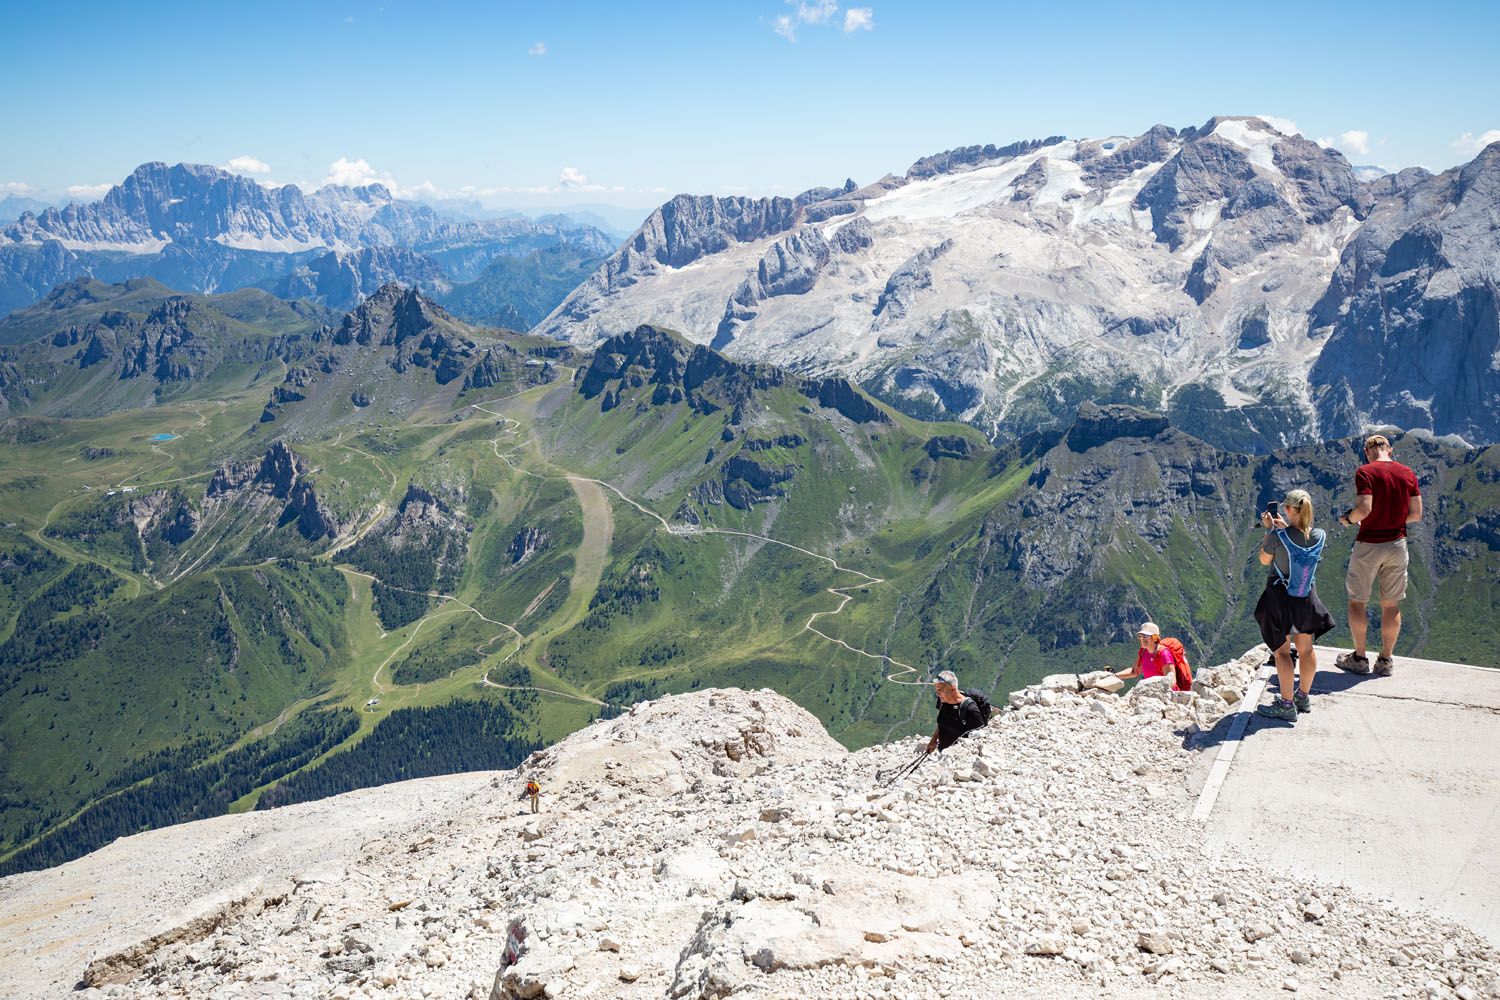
[
  {"left": 1293, "top": 690, "right": 1312, "bottom": 714},
  {"left": 1257, "top": 698, "right": 1297, "bottom": 723},
  {"left": 1335, "top": 651, "right": 1371, "bottom": 675},
  {"left": 1374, "top": 655, "right": 1394, "bottom": 677}
]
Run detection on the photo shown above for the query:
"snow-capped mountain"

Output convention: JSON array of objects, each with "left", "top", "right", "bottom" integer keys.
[
  {"left": 2, "top": 163, "right": 443, "bottom": 253},
  {"left": 540, "top": 117, "right": 1500, "bottom": 450},
  {"left": 0, "top": 163, "right": 615, "bottom": 318}
]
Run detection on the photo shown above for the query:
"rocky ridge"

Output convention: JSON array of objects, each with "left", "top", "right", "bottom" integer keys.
[{"left": 9, "top": 654, "right": 1495, "bottom": 1000}]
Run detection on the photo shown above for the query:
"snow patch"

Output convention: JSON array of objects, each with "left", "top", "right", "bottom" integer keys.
[
  {"left": 214, "top": 234, "right": 332, "bottom": 253},
  {"left": 862, "top": 141, "right": 1074, "bottom": 223},
  {"left": 1212, "top": 119, "right": 1281, "bottom": 174},
  {"left": 55, "top": 238, "right": 169, "bottom": 254},
  {"left": 1076, "top": 161, "right": 1167, "bottom": 228},
  {"left": 1031, "top": 157, "right": 1088, "bottom": 207}
]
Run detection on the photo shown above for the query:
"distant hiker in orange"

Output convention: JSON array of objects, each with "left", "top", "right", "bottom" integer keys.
[
  {"left": 1111, "top": 623, "right": 1191, "bottom": 690},
  {"left": 1254, "top": 489, "right": 1335, "bottom": 723},
  {"left": 522, "top": 778, "right": 540, "bottom": 814}
]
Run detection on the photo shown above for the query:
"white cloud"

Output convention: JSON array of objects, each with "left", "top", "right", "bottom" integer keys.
[
  {"left": 322, "top": 157, "right": 389, "bottom": 188},
  {"left": 1314, "top": 136, "right": 1334, "bottom": 148},
  {"left": 798, "top": 0, "right": 837, "bottom": 22},
  {"left": 528, "top": 41, "right": 547, "bottom": 56},
  {"left": 1452, "top": 129, "right": 1500, "bottom": 156},
  {"left": 223, "top": 155, "right": 272, "bottom": 175},
  {"left": 559, "top": 166, "right": 589, "bottom": 189},
  {"left": 1256, "top": 115, "right": 1299, "bottom": 137},
  {"left": 773, "top": 1, "right": 870, "bottom": 40},
  {"left": 1338, "top": 130, "right": 1371, "bottom": 155},
  {"left": 315, "top": 158, "right": 444, "bottom": 200},
  {"left": 1, "top": 181, "right": 36, "bottom": 196},
  {"left": 843, "top": 6, "right": 873, "bottom": 31},
  {"left": 67, "top": 183, "right": 112, "bottom": 201}
]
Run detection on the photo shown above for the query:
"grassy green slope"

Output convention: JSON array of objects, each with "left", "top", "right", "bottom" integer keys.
[{"left": 3, "top": 312, "right": 1498, "bottom": 876}]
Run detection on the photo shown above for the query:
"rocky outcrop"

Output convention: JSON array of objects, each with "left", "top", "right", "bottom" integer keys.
[
  {"left": 741, "top": 434, "right": 806, "bottom": 453},
  {"left": 203, "top": 441, "right": 343, "bottom": 542},
  {"left": 208, "top": 441, "right": 306, "bottom": 500},
  {"left": 282, "top": 479, "right": 341, "bottom": 541},
  {"left": 722, "top": 455, "right": 797, "bottom": 510},
  {"left": 1065, "top": 402, "right": 1172, "bottom": 452},
  {"left": 123, "top": 489, "right": 199, "bottom": 546},
  {"left": 923, "top": 434, "right": 974, "bottom": 461},
  {"left": 714, "top": 221, "right": 874, "bottom": 350},
  {"left": 798, "top": 377, "right": 890, "bottom": 425},
  {"left": 506, "top": 527, "right": 549, "bottom": 565},
  {"left": 873, "top": 240, "right": 953, "bottom": 321},
  {"left": 581, "top": 325, "right": 786, "bottom": 416}
]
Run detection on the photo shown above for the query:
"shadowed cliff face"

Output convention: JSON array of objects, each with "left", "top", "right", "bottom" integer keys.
[{"left": 1310, "top": 144, "right": 1500, "bottom": 443}]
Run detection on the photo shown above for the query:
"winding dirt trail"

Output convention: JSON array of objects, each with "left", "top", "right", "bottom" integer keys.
[{"left": 470, "top": 404, "right": 930, "bottom": 689}]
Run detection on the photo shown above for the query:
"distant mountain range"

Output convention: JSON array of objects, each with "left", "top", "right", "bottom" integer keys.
[
  {"left": 0, "top": 162, "right": 618, "bottom": 320},
  {"left": 539, "top": 117, "right": 1500, "bottom": 452}
]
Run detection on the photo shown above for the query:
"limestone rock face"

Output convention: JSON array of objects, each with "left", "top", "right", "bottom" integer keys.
[{"left": 7, "top": 676, "right": 1498, "bottom": 1000}]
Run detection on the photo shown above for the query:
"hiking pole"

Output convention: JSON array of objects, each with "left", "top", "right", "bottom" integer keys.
[
  {"left": 879, "top": 748, "right": 931, "bottom": 787},
  {"left": 876, "top": 747, "right": 924, "bottom": 784}
]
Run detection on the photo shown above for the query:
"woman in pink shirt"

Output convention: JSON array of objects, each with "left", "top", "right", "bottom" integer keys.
[{"left": 1111, "top": 622, "right": 1178, "bottom": 685}]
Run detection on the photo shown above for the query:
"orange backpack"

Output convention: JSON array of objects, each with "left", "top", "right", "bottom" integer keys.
[{"left": 1159, "top": 637, "right": 1192, "bottom": 691}]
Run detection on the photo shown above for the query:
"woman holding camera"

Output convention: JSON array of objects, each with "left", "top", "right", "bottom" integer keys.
[{"left": 1254, "top": 489, "right": 1336, "bottom": 723}]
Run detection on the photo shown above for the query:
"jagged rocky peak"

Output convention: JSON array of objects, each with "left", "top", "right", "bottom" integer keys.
[
  {"left": 641, "top": 195, "right": 799, "bottom": 268},
  {"left": 207, "top": 440, "right": 307, "bottom": 499},
  {"left": 329, "top": 283, "right": 456, "bottom": 348},
  {"left": 797, "top": 376, "right": 890, "bottom": 425},
  {"left": 1133, "top": 115, "right": 1369, "bottom": 253},
  {"left": 580, "top": 324, "right": 786, "bottom": 409},
  {"left": 1065, "top": 402, "right": 1172, "bottom": 452},
  {"left": 397, "top": 482, "right": 460, "bottom": 517}
]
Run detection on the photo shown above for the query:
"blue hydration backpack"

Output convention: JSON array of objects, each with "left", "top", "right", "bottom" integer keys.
[{"left": 1274, "top": 528, "right": 1326, "bottom": 598}]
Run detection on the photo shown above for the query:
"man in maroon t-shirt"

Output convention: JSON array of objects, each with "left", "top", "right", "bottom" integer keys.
[{"left": 1335, "top": 434, "right": 1423, "bottom": 676}]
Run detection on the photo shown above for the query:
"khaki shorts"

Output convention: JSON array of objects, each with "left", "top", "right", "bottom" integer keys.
[{"left": 1346, "top": 538, "right": 1409, "bottom": 604}]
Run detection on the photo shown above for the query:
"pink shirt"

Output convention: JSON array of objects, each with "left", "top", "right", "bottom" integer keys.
[{"left": 1136, "top": 645, "right": 1177, "bottom": 680}]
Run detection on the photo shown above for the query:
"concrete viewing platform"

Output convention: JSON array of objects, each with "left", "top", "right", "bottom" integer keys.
[{"left": 1190, "top": 646, "right": 1500, "bottom": 945}]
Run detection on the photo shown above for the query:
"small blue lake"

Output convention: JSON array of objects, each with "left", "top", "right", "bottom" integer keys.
[{"left": 150, "top": 433, "right": 178, "bottom": 442}]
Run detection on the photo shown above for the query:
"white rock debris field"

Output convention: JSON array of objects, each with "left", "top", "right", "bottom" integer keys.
[{"left": 3, "top": 647, "right": 1497, "bottom": 1000}]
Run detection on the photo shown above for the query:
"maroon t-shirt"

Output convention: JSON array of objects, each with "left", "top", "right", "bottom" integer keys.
[{"left": 1355, "top": 460, "right": 1421, "bottom": 543}]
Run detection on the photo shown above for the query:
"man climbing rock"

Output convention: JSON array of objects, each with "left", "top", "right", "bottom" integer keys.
[
  {"left": 522, "top": 778, "right": 541, "bottom": 814},
  {"left": 925, "top": 671, "right": 986, "bottom": 753},
  {"left": 1336, "top": 434, "right": 1423, "bottom": 676}
]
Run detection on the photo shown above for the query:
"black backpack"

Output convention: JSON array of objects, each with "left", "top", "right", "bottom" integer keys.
[{"left": 963, "top": 689, "right": 992, "bottom": 729}]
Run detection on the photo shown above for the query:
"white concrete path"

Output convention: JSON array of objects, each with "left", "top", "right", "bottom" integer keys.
[{"left": 1194, "top": 646, "right": 1500, "bottom": 944}]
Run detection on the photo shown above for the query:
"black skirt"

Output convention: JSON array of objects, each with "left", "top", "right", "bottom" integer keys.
[{"left": 1254, "top": 581, "right": 1336, "bottom": 651}]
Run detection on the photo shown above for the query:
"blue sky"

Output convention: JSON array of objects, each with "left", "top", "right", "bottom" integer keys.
[{"left": 2, "top": 0, "right": 1497, "bottom": 210}]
